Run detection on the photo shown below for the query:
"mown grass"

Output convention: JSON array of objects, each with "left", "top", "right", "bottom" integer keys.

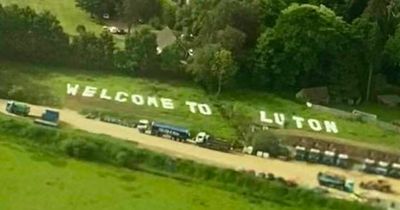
[
  {"left": 0, "top": 60, "right": 399, "bottom": 152},
  {"left": 0, "top": 0, "right": 103, "bottom": 35},
  {"left": 0, "top": 140, "right": 291, "bottom": 210},
  {"left": 0, "top": 114, "right": 377, "bottom": 210}
]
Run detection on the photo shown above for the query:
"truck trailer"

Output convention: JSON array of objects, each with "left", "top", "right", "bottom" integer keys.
[{"left": 138, "top": 120, "right": 191, "bottom": 141}]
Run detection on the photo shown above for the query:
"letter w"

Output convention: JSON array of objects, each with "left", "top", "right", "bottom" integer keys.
[{"left": 67, "top": 84, "right": 80, "bottom": 96}]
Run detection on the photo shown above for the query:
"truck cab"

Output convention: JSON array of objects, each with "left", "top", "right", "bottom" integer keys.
[
  {"left": 363, "top": 158, "right": 377, "bottom": 174},
  {"left": 388, "top": 163, "right": 400, "bottom": 178},
  {"left": 294, "top": 146, "right": 307, "bottom": 161},
  {"left": 322, "top": 150, "right": 336, "bottom": 165},
  {"left": 336, "top": 153, "right": 350, "bottom": 169},
  {"left": 308, "top": 148, "right": 321, "bottom": 163},
  {"left": 6, "top": 101, "right": 30, "bottom": 116},
  {"left": 137, "top": 119, "right": 150, "bottom": 133},
  {"left": 194, "top": 132, "right": 209, "bottom": 144}
]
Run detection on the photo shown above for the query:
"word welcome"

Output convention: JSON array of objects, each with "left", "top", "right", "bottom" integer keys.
[
  {"left": 260, "top": 111, "right": 339, "bottom": 133},
  {"left": 66, "top": 84, "right": 212, "bottom": 115}
]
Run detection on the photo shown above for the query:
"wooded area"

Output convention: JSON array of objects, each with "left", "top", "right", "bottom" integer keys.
[{"left": 0, "top": 0, "right": 399, "bottom": 102}]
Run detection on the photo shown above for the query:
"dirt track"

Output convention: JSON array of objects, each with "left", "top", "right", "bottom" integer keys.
[{"left": 1, "top": 100, "right": 399, "bottom": 202}]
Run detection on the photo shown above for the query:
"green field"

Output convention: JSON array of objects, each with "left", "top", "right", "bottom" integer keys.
[
  {"left": 0, "top": 139, "right": 292, "bottom": 210},
  {"left": 0, "top": 0, "right": 102, "bottom": 35},
  {"left": 1, "top": 61, "right": 400, "bottom": 152}
]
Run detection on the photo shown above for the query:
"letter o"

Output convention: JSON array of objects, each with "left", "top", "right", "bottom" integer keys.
[
  {"left": 131, "top": 95, "right": 144, "bottom": 105},
  {"left": 198, "top": 104, "right": 212, "bottom": 115},
  {"left": 308, "top": 119, "right": 322, "bottom": 131}
]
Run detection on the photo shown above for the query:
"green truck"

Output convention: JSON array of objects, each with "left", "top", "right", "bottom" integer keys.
[
  {"left": 6, "top": 101, "right": 30, "bottom": 116},
  {"left": 317, "top": 172, "right": 354, "bottom": 193}
]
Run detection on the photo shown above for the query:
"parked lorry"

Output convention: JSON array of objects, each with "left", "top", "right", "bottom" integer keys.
[
  {"left": 138, "top": 120, "right": 191, "bottom": 141},
  {"left": 34, "top": 109, "right": 60, "bottom": 127},
  {"left": 295, "top": 146, "right": 307, "bottom": 161},
  {"left": 190, "top": 132, "right": 231, "bottom": 152},
  {"left": 308, "top": 148, "right": 322, "bottom": 163},
  {"left": 5, "top": 101, "right": 30, "bottom": 116},
  {"left": 317, "top": 172, "right": 354, "bottom": 193},
  {"left": 388, "top": 163, "right": 400, "bottom": 178}
]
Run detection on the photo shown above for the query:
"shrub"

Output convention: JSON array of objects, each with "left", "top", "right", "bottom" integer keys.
[{"left": 61, "top": 138, "right": 99, "bottom": 160}]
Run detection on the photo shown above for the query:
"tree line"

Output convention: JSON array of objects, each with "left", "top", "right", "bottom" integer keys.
[{"left": 1, "top": 0, "right": 400, "bottom": 102}]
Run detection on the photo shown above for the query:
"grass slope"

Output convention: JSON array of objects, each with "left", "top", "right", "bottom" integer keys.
[
  {"left": 0, "top": 139, "right": 292, "bottom": 210},
  {"left": 1, "top": 61, "right": 400, "bottom": 152},
  {"left": 0, "top": 0, "right": 103, "bottom": 35}
]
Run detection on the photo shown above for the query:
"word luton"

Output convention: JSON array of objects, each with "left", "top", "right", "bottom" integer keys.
[
  {"left": 260, "top": 111, "right": 339, "bottom": 133},
  {"left": 66, "top": 83, "right": 213, "bottom": 116}
]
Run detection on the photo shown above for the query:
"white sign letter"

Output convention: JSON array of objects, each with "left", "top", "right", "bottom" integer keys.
[
  {"left": 274, "top": 113, "right": 285, "bottom": 127},
  {"left": 147, "top": 96, "right": 159, "bottom": 108},
  {"left": 161, "top": 98, "right": 174, "bottom": 110},
  {"left": 115, "top": 92, "right": 128, "bottom": 102},
  {"left": 67, "top": 83, "right": 80, "bottom": 96},
  {"left": 198, "top": 104, "right": 212, "bottom": 115},
  {"left": 292, "top": 116, "right": 305, "bottom": 129},
  {"left": 100, "top": 89, "right": 112, "bottom": 100},
  {"left": 82, "top": 86, "right": 97, "bottom": 97},
  {"left": 324, "top": 121, "right": 339, "bottom": 133},
  {"left": 131, "top": 95, "right": 144, "bottom": 105},
  {"left": 308, "top": 119, "right": 322, "bottom": 131},
  {"left": 260, "top": 111, "right": 273, "bottom": 123},
  {"left": 185, "top": 101, "right": 197, "bottom": 113}
]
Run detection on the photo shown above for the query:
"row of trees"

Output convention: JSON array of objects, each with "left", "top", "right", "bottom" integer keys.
[{"left": 2, "top": 0, "right": 400, "bottom": 102}]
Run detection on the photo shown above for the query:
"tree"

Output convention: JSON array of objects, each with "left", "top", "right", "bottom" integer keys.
[
  {"left": 160, "top": 43, "right": 185, "bottom": 73},
  {"left": 70, "top": 30, "right": 116, "bottom": 70},
  {"left": 251, "top": 131, "right": 287, "bottom": 157},
  {"left": 121, "top": 0, "right": 161, "bottom": 33},
  {"left": 215, "top": 26, "right": 246, "bottom": 55},
  {"left": 116, "top": 25, "right": 159, "bottom": 74},
  {"left": 253, "top": 4, "right": 352, "bottom": 91},
  {"left": 211, "top": 49, "right": 238, "bottom": 97},
  {"left": 187, "top": 45, "right": 238, "bottom": 95},
  {"left": 0, "top": 5, "right": 69, "bottom": 65},
  {"left": 360, "top": 0, "right": 400, "bottom": 101},
  {"left": 384, "top": 27, "right": 400, "bottom": 85}
]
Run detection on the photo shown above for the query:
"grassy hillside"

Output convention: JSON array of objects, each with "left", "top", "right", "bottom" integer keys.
[
  {"left": 1, "top": 61, "right": 400, "bottom": 152},
  {"left": 0, "top": 0, "right": 102, "bottom": 34}
]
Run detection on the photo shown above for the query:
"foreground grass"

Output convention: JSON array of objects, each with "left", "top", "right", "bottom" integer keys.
[
  {"left": 0, "top": 60, "right": 400, "bottom": 152},
  {"left": 0, "top": 114, "right": 377, "bottom": 210},
  {"left": 0, "top": 140, "right": 286, "bottom": 210}
]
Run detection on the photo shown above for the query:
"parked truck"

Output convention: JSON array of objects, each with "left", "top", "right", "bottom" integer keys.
[
  {"left": 138, "top": 120, "right": 191, "bottom": 141},
  {"left": 5, "top": 101, "right": 30, "bottom": 116},
  {"left": 191, "top": 132, "right": 231, "bottom": 152},
  {"left": 34, "top": 109, "right": 60, "bottom": 127},
  {"left": 388, "top": 163, "right": 400, "bottom": 179},
  {"left": 317, "top": 172, "right": 354, "bottom": 193}
]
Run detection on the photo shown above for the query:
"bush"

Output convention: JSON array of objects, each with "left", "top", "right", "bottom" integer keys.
[{"left": 61, "top": 138, "right": 99, "bottom": 160}]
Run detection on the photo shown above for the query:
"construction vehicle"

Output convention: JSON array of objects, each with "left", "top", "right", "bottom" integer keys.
[
  {"left": 34, "top": 109, "right": 60, "bottom": 127},
  {"left": 295, "top": 146, "right": 307, "bottom": 161},
  {"left": 308, "top": 148, "right": 321, "bottom": 163},
  {"left": 317, "top": 172, "right": 354, "bottom": 193},
  {"left": 5, "top": 101, "right": 30, "bottom": 116},
  {"left": 388, "top": 163, "right": 400, "bottom": 179},
  {"left": 321, "top": 150, "right": 336, "bottom": 165},
  {"left": 360, "top": 179, "right": 393, "bottom": 193},
  {"left": 190, "top": 132, "right": 231, "bottom": 152}
]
